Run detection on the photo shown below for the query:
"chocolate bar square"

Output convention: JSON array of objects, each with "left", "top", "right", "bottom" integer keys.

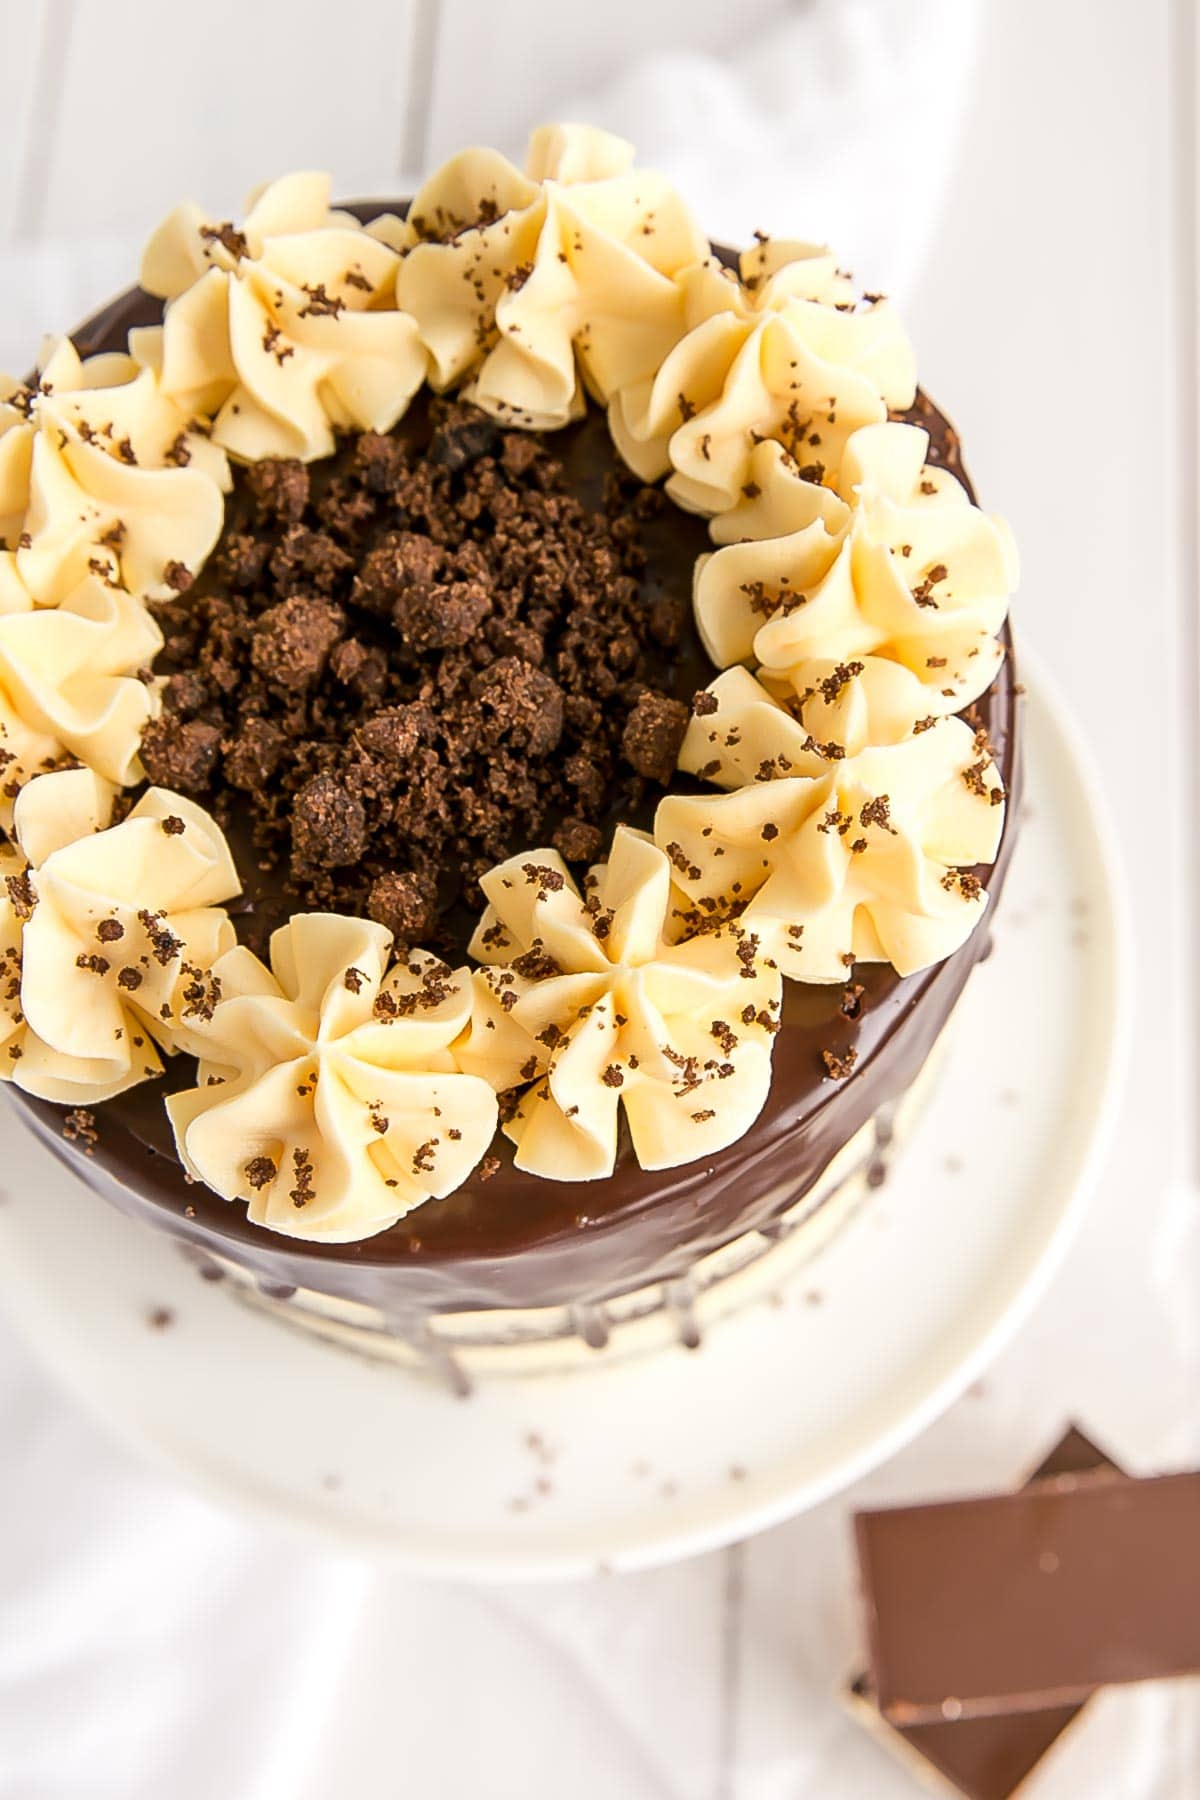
[
  {"left": 843, "top": 1426, "right": 1119, "bottom": 1800},
  {"left": 856, "top": 1454, "right": 1200, "bottom": 1723}
]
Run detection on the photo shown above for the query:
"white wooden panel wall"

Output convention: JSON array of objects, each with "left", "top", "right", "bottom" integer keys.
[
  {"left": 425, "top": 0, "right": 787, "bottom": 165},
  {"left": 0, "top": 4, "right": 45, "bottom": 236},
  {"left": 0, "top": 0, "right": 781, "bottom": 243},
  {"left": 8, "top": 0, "right": 419, "bottom": 240}
]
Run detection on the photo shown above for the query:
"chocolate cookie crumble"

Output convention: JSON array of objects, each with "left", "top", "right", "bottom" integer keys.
[{"left": 143, "top": 397, "right": 692, "bottom": 953}]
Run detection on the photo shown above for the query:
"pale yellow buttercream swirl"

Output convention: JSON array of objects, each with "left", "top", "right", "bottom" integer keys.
[
  {"left": 662, "top": 664, "right": 1005, "bottom": 980},
  {"left": 456, "top": 827, "right": 782, "bottom": 1181},
  {"left": 166, "top": 914, "right": 499, "bottom": 1242},
  {"left": 0, "top": 772, "right": 239, "bottom": 1103},
  {"left": 0, "top": 336, "right": 229, "bottom": 607},
  {"left": 396, "top": 124, "right": 709, "bottom": 429},
  {"left": 140, "top": 172, "right": 426, "bottom": 462},
  {"left": 694, "top": 422, "right": 1017, "bottom": 720},
  {"left": 609, "top": 240, "right": 917, "bottom": 529},
  {"left": 0, "top": 574, "right": 162, "bottom": 829}
]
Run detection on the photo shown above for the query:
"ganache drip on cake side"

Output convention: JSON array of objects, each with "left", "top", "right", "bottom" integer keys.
[{"left": 9, "top": 224, "right": 1021, "bottom": 1319}]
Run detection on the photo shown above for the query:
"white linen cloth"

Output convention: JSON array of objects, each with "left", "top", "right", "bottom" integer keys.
[
  {"left": 2, "top": 4, "right": 1199, "bottom": 1796},
  {"left": 3, "top": 1167, "right": 1197, "bottom": 1800}
]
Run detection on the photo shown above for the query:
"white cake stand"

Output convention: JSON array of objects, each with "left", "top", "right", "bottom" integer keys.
[{"left": 0, "top": 660, "right": 1128, "bottom": 1578}]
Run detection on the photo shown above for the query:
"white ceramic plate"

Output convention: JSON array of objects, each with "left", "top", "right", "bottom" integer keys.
[{"left": 0, "top": 662, "right": 1128, "bottom": 1579}]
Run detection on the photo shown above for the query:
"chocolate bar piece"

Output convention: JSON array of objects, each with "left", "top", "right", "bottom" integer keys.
[
  {"left": 856, "top": 1442, "right": 1200, "bottom": 1725},
  {"left": 847, "top": 1676, "right": 1081, "bottom": 1800},
  {"left": 845, "top": 1428, "right": 1115, "bottom": 1800}
]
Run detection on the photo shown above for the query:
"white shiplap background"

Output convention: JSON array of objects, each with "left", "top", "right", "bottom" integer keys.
[
  {"left": 2, "top": 0, "right": 789, "bottom": 243},
  {"left": 1, "top": 2, "right": 1198, "bottom": 1797}
]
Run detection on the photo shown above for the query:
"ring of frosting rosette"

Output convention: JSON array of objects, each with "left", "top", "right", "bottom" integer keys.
[
  {"left": 457, "top": 827, "right": 781, "bottom": 1181},
  {"left": 167, "top": 915, "right": 499, "bottom": 1242},
  {"left": 0, "top": 121, "right": 1016, "bottom": 1240}
]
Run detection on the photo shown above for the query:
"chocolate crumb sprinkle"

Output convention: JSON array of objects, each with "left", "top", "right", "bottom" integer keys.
[
  {"left": 200, "top": 221, "right": 248, "bottom": 261},
  {"left": 163, "top": 560, "right": 193, "bottom": 594},
  {"left": 840, "top": 983, "right": 865, "bottom": 1020},
  {"left": 245, "top": 1155, "right": 276, "bottom": 1191},
  {"left": 57, "top": 1108, "right": 96, "bottom": 1157},
  {"left": 290, "top": 1147, "right": 316, "bottom": 1208},
  {"left": 5, "top": 871, "right": 36, "bottom": 921},
  {"left": 821, "top": 1047, "right": 858, "bottom": 1080}
]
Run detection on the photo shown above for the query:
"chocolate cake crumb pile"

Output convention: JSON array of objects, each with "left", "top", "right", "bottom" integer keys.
[{"left": 142, "top": 399, "right": 691, "bottom": 953}]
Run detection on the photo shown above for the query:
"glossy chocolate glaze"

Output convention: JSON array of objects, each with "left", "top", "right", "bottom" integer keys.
[{"left": 8, "top": 223, "right": 1020, "bottom": 1316}]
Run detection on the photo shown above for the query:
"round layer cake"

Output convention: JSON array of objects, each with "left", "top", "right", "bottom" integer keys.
[{"left": 0, "top": 126, "right": 1019, "bottom": 1360}]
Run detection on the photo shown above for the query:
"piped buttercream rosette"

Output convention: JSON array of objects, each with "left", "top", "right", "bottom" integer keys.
[
  {"left": 396, "top": 124, "right": 709, "bottom": 430},
  {"left": 694, "top": 422, "right": 1017, "bottom": 721},
  {"left": 0, "top": 575, "right": 162, "bottom": 827},
  {"left": 0, "top": 335, "right": 229, "bottom": 607},
  {"left": 140, "top": 171, "right": 427, "bottom": 462},
  {"left": 662, "top": 664, "right": 1006, "bottom": 981},
  {"left": 0, "top": 771, "right": 239, "bottom": 1103},
  {"left": 608, "top": 237, "right": 917, "bottom": 531},
  {"left": 457, "top": 827, "right": 782, "bottom": 1181},
  {"left": 166, "top": 914, "right": 499, "bottom": 1242}
]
